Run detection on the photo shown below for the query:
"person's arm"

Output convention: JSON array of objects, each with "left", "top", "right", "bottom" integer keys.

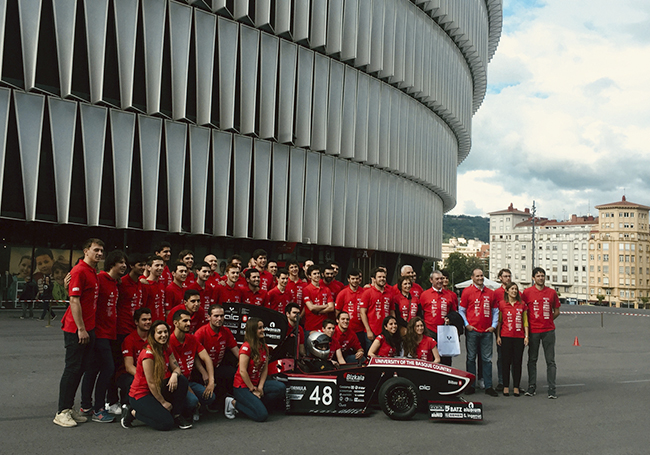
[
  {"left": 496, "top": 312, "right": 503, "bottom": 346},
  {"left": 368, "top": 338, "right": 381, "bottom": 358},
  {"left": 238, "top": 353, "right": 260, "bottom": 398},
  {"left": 323, "top": 298, "right": 335, "bottom": 314},
  {"left": 124, "top": 356, "right": 137, "bottom": 376},
  {"left": 553, "top": 307, "right": 560, "bottom": 320},
  {"left": 335, "top": 348, "right": 345, "bottom": 364},
  {"left": 360, "top": 307, "right": 374, "bottom": 340},
  {"left": 432, "top": 345, "right": 441, "bottom": 363},
  {"left": 230, "top": 346, "right": 240, "bottom": 358},
  {"left": 256, "top": 359, "right": 269, "bottom": 399},
  {"left": 197, "top": 349, "right": 215, "bottom": 399},
  {"left": 299, "top": 344, "right": 306, "bottom": 357},
  {"left": 68, "top": 296, "right": 89, "bottom": 344},
  {"left": 355, "top": 348, "right": 365, "bottom": 360},
  {"left": 523, "top": 311, "right": 530, "bottom": 346},
  {"left": 458, "top": 305, "right": 472, "bottom": 331},
  {"left": 167, "top": 354, "right": 182, "bottom": 392},
  {"left": 143, "top": 357, "right": 172, "bottom": 411},
  {"left": 487, "top": 307, "right": 499, "bottom": 332}
]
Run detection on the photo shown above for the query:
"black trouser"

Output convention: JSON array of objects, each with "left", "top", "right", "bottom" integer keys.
[
  {"left": 58, "top": 330, "right": 96, "bottom": 412},
  {"left": 116, "top": 374, "right": 134, "bottom": 405},
  {"left": 40, "top": 299, "right": 55, "bottom": 319},
  {"left": 130, "top": 375, "right": 188, "bottom": 431},
  {"left": 500, "top": 337, "right": 525, "bottom": 389}
]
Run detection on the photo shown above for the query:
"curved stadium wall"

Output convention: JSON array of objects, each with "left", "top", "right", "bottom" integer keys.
[{"left": 0, "top": 0, "right": 501, "bottom": 259}]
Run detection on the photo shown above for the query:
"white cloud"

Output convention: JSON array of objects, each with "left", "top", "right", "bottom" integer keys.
[{"left": 452, "top": 0, "right": 650, "bottom": 220}]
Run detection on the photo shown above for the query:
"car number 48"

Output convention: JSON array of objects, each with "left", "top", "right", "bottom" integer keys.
[{"left": 309, "top": 385, "right": 333, "bottom": 406}]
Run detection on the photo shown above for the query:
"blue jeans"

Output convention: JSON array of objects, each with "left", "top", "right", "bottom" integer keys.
[
  {"left": 344, "top": 353, "right": 366, "bottom": 365},
  {"left": 465, "top": 330, "right": 493, "bottom": 389},
  {"left": 81, "top": 338, "right": 115, "bottom": 411},
  {"left": 232, "top": 380, "right": 286, "bottom": 422},
  {"left": 187, "top": 381, "right": 216, "bottom": 411}
]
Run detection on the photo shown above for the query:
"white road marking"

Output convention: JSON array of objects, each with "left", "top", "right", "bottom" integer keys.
[
  {"left": 618, "top": 379, "right": 650, "bottom": 384},
  {"left": 556, "top": 383, "right": 585, "bottom": 387}
]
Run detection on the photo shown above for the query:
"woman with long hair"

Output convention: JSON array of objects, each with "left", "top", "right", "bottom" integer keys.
[
  {"left": 368, "top": 316, "right": 402, "bottom": 358},
  {"left": 496, "top": 282, "right": 529, "bottom": 397},
  {"left": 403, "top": 316, "right": 441, "bottom": 363},
  {"left": 121, "top": 321, "right": 190, "bottom": 430},
  {"left": 226, "top": 317, "right": 286, "bottom": 422},
  {"left": 394, "top": 277, "right": 421, "bottom": 336}
]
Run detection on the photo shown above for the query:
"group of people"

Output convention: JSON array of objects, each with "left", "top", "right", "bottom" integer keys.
[{"left": 52, "top": 237, "right": 560, "bottom": 431}]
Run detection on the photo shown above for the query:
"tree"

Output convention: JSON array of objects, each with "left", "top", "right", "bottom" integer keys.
[
  {"left": 640, "top": 297, "right": 649, "bottom": 310},
  {"left": 596, "top": 294, "right": 605, "bottom": 306},
  {"left": 443, "top": 252, "right": 487, "bottom": 288}
]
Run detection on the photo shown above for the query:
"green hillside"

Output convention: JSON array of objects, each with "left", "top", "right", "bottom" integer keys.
[{"left": 443, "top": 214, "right": 489, "bottom": 243}]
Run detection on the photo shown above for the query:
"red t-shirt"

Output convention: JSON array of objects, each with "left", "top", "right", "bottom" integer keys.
[
  {"left": 142, "top": 279, "right": 166, "bottom": 322},
  {"left": 328, "top": 334, "right": 341, "bottom": 361},
  {"left": 494, "top": 286, "right": 506, "bottom": 303},
  {"left": 117, "top": 274, "right": 143, "bottom": 336},
  {"left": 233, "top": 342, "right": 267, "bottom": 388},
  {"left": 115, "top": 330, "right": 148, "bottom": 378},
  {"left": 129, "top": 346, "right": 172, "bottom": 400},
  {"left": 303, "top": 283, "right": 334, "bottom": 331},
  {"left": 164, "top": 282, "right": 185, "bottom": 312},
  {"left": 522, "top": 286, "right": 560, "bottom": 333},
  {"left": 335, "top": 286, "right": 365, "bottom": 333},
  {"left": 187, "top": 281, "right": 218, "bottom": 319},
  {"left": 259, "top": 270, "right": 274, "bottom": 291},
  {"left": 94, "top": 271, "right": 119, "bottom": 340},
  {"left": 169, "top": 332, "right": 204, "bottom": 378},
  {"left": 328, "top": 279, "right": 346, "bottom": 299},
  {"left": 62, "top": 260, "right": 99, "bottom": 333},
  {"left": 183, "top": 271, "right": 197, "bottom": 288},
  {"left": 360, "top": 286, "right": 394, "bottom": 336},
  {"left": 460, "top": 285, "right": 496, "bottom": 333},
  {"left": 286, "top": 279, "right": 306, "bottom": 310},
  {"left": 394, "top": 293, "right": 419, "bottom": 322},
  {"left": 241, "top": 287, "right": 268, "bottom": 307},
  {"left": 215, "top": 282, "right": 243, "bottom": 305},
  {"left": 206, "top": 273, "right": 222, "bottom": 289},
  {"left": 499, "top": 301, "right": 527, "bottom": 338},
  {"left": 420, "top": 288, "right": 457, "bottom": 333},
  {"left": 410, "top": 282, "right": 424, "bottom": 301},
  {"left": 374, "top": 334, "right": 396, "bottom": 357},
  {"left": 166, "top": 304, "right": 206, "bottom": 333},
  {"left": 194, "top": 324, "right": 237, "bottom": 368},
  {"left": 267, "top": 286, "right": 295, "bottom": 313},
  {"left": 333, "top": 325, "right": 362, "bottom": 354},
  {"left": 415, "top": 336, "right": 437, "bottom": 361},
  {"left": 160, "top": 265, "right": 173, "bottom": 288}
]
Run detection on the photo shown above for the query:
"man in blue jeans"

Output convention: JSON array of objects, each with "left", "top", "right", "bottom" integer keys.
[{"left": 459, "top": 268, "right": 499, "bottom": 397}]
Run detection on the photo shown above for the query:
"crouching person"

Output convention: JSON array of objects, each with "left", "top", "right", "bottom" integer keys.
[
  {"left": 122, "top": 321, "right": 190, "bottom": 430},
  {"left": 226, "top": 318, "right": 285, "bottom": 422}
]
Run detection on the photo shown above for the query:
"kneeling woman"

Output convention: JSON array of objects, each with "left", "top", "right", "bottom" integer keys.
[
  {"left": 122, "top": 321, "right": 190, "bottom": 430},
  {"left": 368, "top": 316, "right": 402, "bottom": 358},
  {"left": 226, "top": 318, "right": 286, "bottom": 422},
  {"left": 403, "top": 316, "right": 441, "bottom": 363}
]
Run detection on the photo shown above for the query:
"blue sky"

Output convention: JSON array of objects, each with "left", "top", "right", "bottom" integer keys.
[{"left": 450, "top": 0, "right": 650, "bottom": 220}]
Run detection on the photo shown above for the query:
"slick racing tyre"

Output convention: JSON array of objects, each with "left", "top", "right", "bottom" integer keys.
[{"left": 378, "top": 377, "right": 419, "bottom": 421}]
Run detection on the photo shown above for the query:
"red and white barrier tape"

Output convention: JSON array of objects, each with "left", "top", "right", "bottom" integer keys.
[{"left": 560, "top": 310, "right": 650, "bottom": 318}]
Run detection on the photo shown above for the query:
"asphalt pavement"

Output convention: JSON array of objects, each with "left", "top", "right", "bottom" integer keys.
[{"left": 1, "top": 305, "right": 649, "bottom": 455}]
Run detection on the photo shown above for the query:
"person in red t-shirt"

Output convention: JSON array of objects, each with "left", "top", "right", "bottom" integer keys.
[
  {"left": 490, "top": 268, "right": 512, "bottom": 392},
  {"left": 459, "top": 268, "right": 499, "bottom": 397},
  {"left": 227, "top": 318, "right": 286, "bottom": 422},
  {"left": 419, "top": 270, "right": 458, "bottom": 366},
  {"left": 266, "top": 260, "right": 278, "bottom": 288},
  {"left": 116, "top": 253, "right": 147, "bottom": 338},
  {"left": 279, "top": 302, "right": 306, "bottom": 358},
  {"left": 497, "top": 282, "right": 529, "bottom": 397},
  {"left": 204, "top": 254, "right": 220, "bottom": 284},
  {"left": 303, "top": 265, "right": 335, "bottom": 333},
  {"left": 335, "top": 268, "right": 366, "bottom": 350},
  {"left": 113, "top": 308, "right": 152, "bottom": 410},
  {"left": 169, "top": 310, "right": 215, "bottom": 420},
  {"left": 241, "top": 269, "right": 269, "bottom": 307},
  {"left": 368, "top": 316, "right": 402, "bottom": 358},
  {"left": 195, "top": 304, "right": 239, "bottom": 407},
  {"left": 177, "top": 250, "right": 196, "bottom": 288},
  {"left": 328, "top": 261, "right": 346, "bottom": 298},
  {"left": 121, "top": 320, "right": 190, "bottom": 430},
  {"left": 166, "top": 289, "right": 206, "bottom": 333},
  {"left": 188, "top": 262, "right": 218, "bottom": 318},
  {"left": 321, "top": 319, "right": 343, "bottom": 363},
  {"left": 360, "top": 267, "right": 395, "bottom": 351},
  {"left": 165, "top": 262, "right": 188, "bottom": 311},
  {"left": 142, "top": 256, "right": 166, "bottom": 322},
  {"left": 267, "top": 269, "right": 295, "bottom": 313},
  {"left": 80, "top": 250, "right": 128, "bottom": 423},
  {"left": 333, "top": 311, "right": 365, "bottom": 364},
  {"left": 394, "top": 276, "right": 422, "bottom": 334},
  {"left": 522, "top": 267, "right": 560, "bottom": 399},
  {"left": 154, "top": 242, "right": 173, "bottom": 288},
  {"left": 286, "top": 261, "right": 306, "bottom": 313},
  {"left": 398, "top": 264, "right": 424, "bottom": 301},
  {"left": 55, "top": 238, "right": 103, "bottom": 428},
  {"left": 215, "top": 264, "right": 243, "bottom": 305},
  {"left": 321, "top": 264, "right": 343, "bottom": 301},
  {"left": 403, "top": 316, "right": 440, "bottom": 362},
  {"left": 251, "top": 249, "right": 275, "bottom": 292}
]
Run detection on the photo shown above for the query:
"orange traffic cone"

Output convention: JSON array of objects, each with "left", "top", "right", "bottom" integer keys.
[{"left": 573, "top": 336, "right": 580, "bottom": 347}]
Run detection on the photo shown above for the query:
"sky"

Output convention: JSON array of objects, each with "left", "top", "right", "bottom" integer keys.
[{"left": 450, "top": 0, "right": 650, "bottom": 221}]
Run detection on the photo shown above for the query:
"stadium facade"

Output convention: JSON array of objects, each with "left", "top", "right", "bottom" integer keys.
[{"left": 0, "top": 0, "right": 502, "bottom": 285}]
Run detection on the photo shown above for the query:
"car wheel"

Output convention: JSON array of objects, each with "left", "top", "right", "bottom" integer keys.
[{"left": 378, "top": 377, "right": 419, "bottom": 421}]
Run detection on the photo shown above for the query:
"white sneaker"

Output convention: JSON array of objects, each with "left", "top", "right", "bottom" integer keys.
[
  {"left": 106, "top": 403, "right": 122, "bottom": 415},
  {"left": 53, "top": 409, "right": 77, "bottom": 427},
  {"left": 224, "top": 397, "right": 237, "bottom": 420},
  {"left": 70, "top": 408, "right": 88, "bottom": 423}
]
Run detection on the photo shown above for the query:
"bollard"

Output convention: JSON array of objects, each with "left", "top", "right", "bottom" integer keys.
[{"left": 601, "top": 312, "right": 603, "bottom": 328}]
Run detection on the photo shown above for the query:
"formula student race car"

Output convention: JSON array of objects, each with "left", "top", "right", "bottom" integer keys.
[{"left": 221, "top": 303, "right": 481, "bottom": 421}]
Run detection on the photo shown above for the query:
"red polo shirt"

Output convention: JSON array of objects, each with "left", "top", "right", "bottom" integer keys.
[
  {"left": 420, "top": 287, "right": 457, "bottom": 333},
  {"left": 194, "top": 324, "right": 237, "bottom": 368},
  {"left": 95, "top": 271, "right": 119, "bottom": 340},
  {"left": 460, "top": 285, "right": 496, "bottom": 333},
  {"left": 522, "top": 286, "right": 560, "bottom": 333},
  {"left": 62, "top": 260, "right": 99, "bottom": 333},
  {"left": 335, "top": 286, "right": 365, "bottom": 333},
  {"left": 360, "top": 286, "right": 394, "bottom": 336},
  {"left": 117, "top": 274, "right": 143, "bottom": 335}
]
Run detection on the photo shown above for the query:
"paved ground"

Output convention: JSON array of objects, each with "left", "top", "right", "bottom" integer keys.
[{"left": 1, "top": 306, "right": 649, "bottom": 455}]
